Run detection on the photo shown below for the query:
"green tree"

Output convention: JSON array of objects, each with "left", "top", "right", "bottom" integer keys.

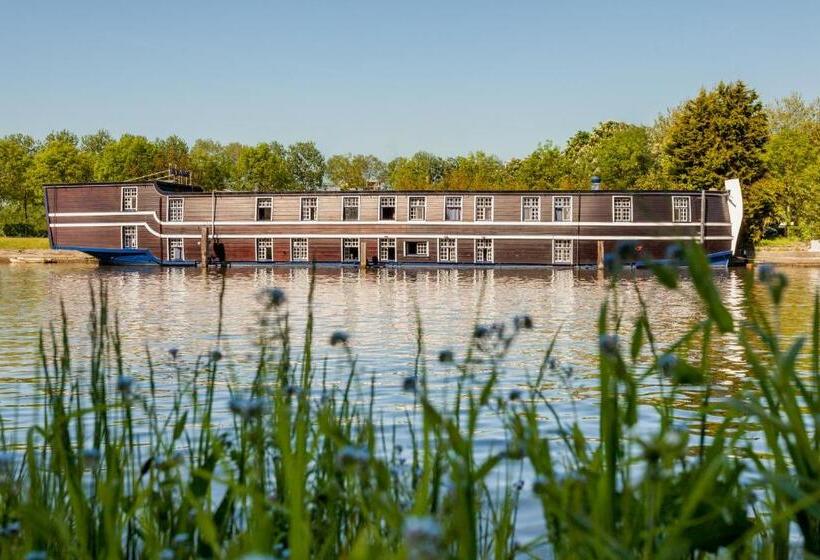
[
  {"left": 326, "top": 154, "right": 386, "bottom": 190},
  {"left": 287, "top": 141, "right": 325, "bottom": 190},
  {"left": 516, "top": 142, "right": 569, "bottom": 190},
  {"left": 153, "top": 135, "right": 190, "bottom": 171},
  {"left": 189, "top": 139, "right": 235, "bottom": 191},
  {"left": 767, "top": 93, "right": 820, "bottom": 134},
  {"left": 236, "top": 142, "right": 294, "bottom": 191},
  {"left": 387, "top": 152, "right": 446, "bottom": 190},
  {"left": 593, "top": 126, "right": 655, "bottom": 190},
  {"left": 662, "top": 81, "right": 769, "bottom": 190},
  {"left": 95, "top": 134, "right": 157, "bottom": 181},
  {"left": 80, "top": 130, "right": 113, "bottom": 156},
  {"left": 443, "top": 151, "right": 506, "bottom": 190},
  {"left": 25, "top": 135, "right": 93, "bottom": 221},
  {"left": 0, "top": 134, "right": 38, "bottom": 221}
]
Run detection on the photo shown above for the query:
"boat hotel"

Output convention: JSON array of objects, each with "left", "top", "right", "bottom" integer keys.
[{"left": 43, "top": 177, "right": 744, "bottom": 267}]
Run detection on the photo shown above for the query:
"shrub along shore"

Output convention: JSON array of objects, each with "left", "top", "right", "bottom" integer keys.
[{"left": 0, "top": 243, "right": 817, "bottom": 559}]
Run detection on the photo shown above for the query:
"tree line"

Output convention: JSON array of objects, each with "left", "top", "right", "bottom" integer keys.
[{"left": 0, "top": 81, "right": 817, "bottom": 241}]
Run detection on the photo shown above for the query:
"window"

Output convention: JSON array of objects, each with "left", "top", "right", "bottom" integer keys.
[
  {"left": 292, "top": 238, "right": 308, "bottom": 261},
  {"left": 475, "top": 196, "right": 493, "bottom": 221},
  {"left": 380, "top": 196, "right": 396, "bottom": 220},
  {"left": 122, "top": 187, "right": 138, "bottom": 212},
  {"left": 256, "top": 197, "right": 273, "bottom": 221},
  {"left": 342, "top": 238, "right": 360, "bottom": 261},
  {"left": 475, "top": 239, "right": 493, "bottom": 263},
  {"left": 301, "top": 197, "right": 318, "bottom": 221},
  {"left": 553, "top": 239, "right": 573, "bottom": 264},
  {"left": 522, "top": 196, "right": 540, "bottom": 221},
  {"left": 404, "top": 241, "right": 429, "bottom": 257},
  {"left": 438, "top": 238, "right": 457, "bottom": 262},
  {"left": 169, "top": 239, "right": 185, "bottom": 261},
  {"left": 379, "top": 238, "right": 396, "bottom": 261},
  {"left": 256, "top": 238, "right": 273, "bottom": 261},
  {"left": 613, "top": 196, "right": 632, "bottom": 222},
  {"left": 672, "top": 196, "right": 691, "bottom": 223},
  {"left": 408, "top": 196, "right": 426, "bottom": 221},
  {"left": 122, "top": 225, "right": 138, "bottom": 248},
  {"left": 342, "top": 197, "right": 359, "bottom": 221},
  {"left": 444, "top": 196, "right": 463, "bottom": 221},
  {"left": 168, "top": 198, "right": 184, "bottom": 222},
  {"left": 553, "top": 196, "right": 572, "bottom": 222}
]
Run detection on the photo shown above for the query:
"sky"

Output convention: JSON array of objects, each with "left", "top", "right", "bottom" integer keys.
[{"left": 1, "top": 0, "right": 819, "bottom": 160}]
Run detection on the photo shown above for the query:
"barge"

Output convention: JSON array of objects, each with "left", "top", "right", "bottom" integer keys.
[{"left": 43, "top": 179, "right": 744, "bottom": 267}]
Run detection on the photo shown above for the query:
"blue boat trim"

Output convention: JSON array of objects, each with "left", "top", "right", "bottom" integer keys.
[{"left": 54, "top": 245, "right": 198, "bottom": 267}]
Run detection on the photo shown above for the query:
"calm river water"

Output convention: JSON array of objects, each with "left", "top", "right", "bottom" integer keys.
[{"left": 0, "top": 263, "right": 817, "bottom": 539}]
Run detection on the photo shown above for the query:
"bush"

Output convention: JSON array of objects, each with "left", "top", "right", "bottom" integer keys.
[{"left": 1, "top": 222, "right": 47, "bottom": 237}]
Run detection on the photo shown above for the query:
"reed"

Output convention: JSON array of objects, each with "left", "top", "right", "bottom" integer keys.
[{"left": 0, "top": 244, "right": 816, "bottom": 559}]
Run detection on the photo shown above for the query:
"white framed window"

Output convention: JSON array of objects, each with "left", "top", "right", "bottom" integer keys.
[
  {"left": 408, "top": 196, "right": 426, "bottom": 221},
  {"left": 291, "top": 238, "right": 308, "bottom": 261},
  {"left": 256, "top": 238, "right": 273, "bottom": 261},
  {"left": 475, "top": 196, "right": 493, "bottom": 221},
  {"left": 444, "top": 196, "right": 463, "bottom": 221},
  {"left": 379, "top": 238, "right": 396, "bottom": 261},
  {"left": 169, "top": 238, "right": 185, "bottom": 261},
  {"left": 342, "top": 238, "right": 360, "bottom": 261},
  {"left": 380, "top": 196, "right": 397, "bottom": 221},
  {"left": 553, "top": 196, "right": 572, "bottom": 222},
  {"left": 121, "top": 225, "right": 138, "bottom": 248},
  {"left": 438, "top": 238, "right": 457, "bottom": 262},
  {"left": 475, "top": 239, "right": 493, "bottom": 263},
  {"left": 342, "top": 196, "right": 359, "bottom": 221},
  {"left": 404, "top": 240, "right": 429, "bottom": 257},
  {"left": 553, "top": 239, "right": 573, "bottom": 264},
  {"left": 522, "top": 196, "right": 540, "bottom": 221},
  {"left": 168, "top": 198, "right": 184, "bottom": 222},
  {"left": 300, "top": 197, "right": 318, "bottom": 221},
  {"left": 256, "top": 197, "right": 273, "bottom": 221},
  {"left": 122, "top": 187, "right": 138, "bottom": 212},
  {"left": 613, "top": 196, "right": 633, "bottom": 222},
  {"left": 672, "top": 196, "right": 691, "bottom": 223}
]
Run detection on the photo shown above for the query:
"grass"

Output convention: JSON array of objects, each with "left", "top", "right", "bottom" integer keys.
[
  {"left": 0, "top": 243, "right": 817, "bottom": 559},
  {"left": 0, "top": 236, "right": 50, "bottom": 250},
  {"left": 757, "top": 236, "right": 809, "bottom": 250}
]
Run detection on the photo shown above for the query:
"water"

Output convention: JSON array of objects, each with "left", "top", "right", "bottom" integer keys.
[{"left": 0, "top": 263, "right": 817, "bottom": 541}]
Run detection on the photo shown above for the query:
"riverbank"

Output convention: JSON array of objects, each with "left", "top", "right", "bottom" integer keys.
[
  {"left": 755, "top": 239, "right": 820, "bottom": 267},
  {"left": 0, "top": 237, "right": 96, "bottom": 263}
]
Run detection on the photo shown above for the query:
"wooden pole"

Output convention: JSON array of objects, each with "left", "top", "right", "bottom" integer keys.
[
  {"left": 597, "top": 240, "right": 604, "bottom": 270},
  {"left": 200, "top": 227, "right": 208, "bottom": 267},
  {"left": 700, "top": 190, "right": 706, "bottom": 244},
  {"left": 360, "top": 241, "right": 366, "bottom": 268}
]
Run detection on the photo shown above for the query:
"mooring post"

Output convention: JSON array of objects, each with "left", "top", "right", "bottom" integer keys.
[
  {"left": 597, "top": 240, "right": 604, "bottom": 270},
  {"left": 200, "top": 227, "right": 208, "bottom": 267},
  {"left": 700, "top": 190, "right": 706, "bottom": 244},
  {"left": 360, "top": 241, "right": 367, "bottom": 269}
]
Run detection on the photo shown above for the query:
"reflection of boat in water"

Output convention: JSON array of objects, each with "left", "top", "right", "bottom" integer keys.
[{"left": 44, "top": 177, "right": 743, "bottom": 268}]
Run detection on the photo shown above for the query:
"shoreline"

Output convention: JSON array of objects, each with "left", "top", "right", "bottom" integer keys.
[{"left": 0, "top": 248, "right": 97, "bottom": 264}]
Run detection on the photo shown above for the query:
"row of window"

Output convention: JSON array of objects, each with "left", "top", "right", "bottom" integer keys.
[
  {"left": 122, "top": 187, "right": 693, "bottom": 224},
  {"left": 121, "top": 224, "right": 578, "bottom": 264}
]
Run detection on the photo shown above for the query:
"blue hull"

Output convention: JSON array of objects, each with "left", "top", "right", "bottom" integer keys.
[
  {"left": 55, "top": 246, "right": 197, "bottom": 267},
  {"left": 635, "top": 249, "right": 733, "bottom": 269}
]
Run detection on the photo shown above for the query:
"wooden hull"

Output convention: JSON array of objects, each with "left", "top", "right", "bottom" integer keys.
[{"left": 44, "top": 182, "right": 740, "bottom": 268}]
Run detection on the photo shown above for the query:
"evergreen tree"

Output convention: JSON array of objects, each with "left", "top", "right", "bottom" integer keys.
[{"left": 663, "top": 81, "right": 768, "bottom": 190}]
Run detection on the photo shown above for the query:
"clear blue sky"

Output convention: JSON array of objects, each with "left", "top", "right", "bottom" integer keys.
[{"left": 1, "top": 0, "right": 818, "bottom": 160}]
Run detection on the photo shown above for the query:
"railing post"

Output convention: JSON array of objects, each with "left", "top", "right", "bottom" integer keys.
[
  {"left": 700, "top": 190, "right": 706, "bottom": 244},
  {"left": 200, "top": 227, "right": 209, "bottom": 267}
]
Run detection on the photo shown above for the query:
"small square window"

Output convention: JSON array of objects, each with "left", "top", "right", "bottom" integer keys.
[
  {"left": 438, "top": 238, "right": 457, "bottom": 262},
  {"left": 613, "top": 196, "right": 632, "bottom": 222},
  {"left": 301, "top": 198, "right": 318, "bottom": 221},
  {"left": 553, "top": 239, "right": 572, "bottom": 264},
  {"left": 292, "top": 238, "right": 309, "bottom": 261},
  {"left": 122, "top": 225, "right": 138, "bottom": 248},
  {"left": 343, "top": 197, "right": 359, "bottom": 221},
  {"left": 257, "top": 198, "right": 273, "bottom": 221},
  {"left": 169, "top": 238, "right": 184, "bottom": 260},
  {"left": 168, "top": 198, "right": 184, "bottom": 222},
  {"left": 475, "top": 239, "right": 493, "bottom": 263},
  {"left": 409, "top": 197, "right": 426, "bottom": 221},
  {"left": 380, "top": 196, "right": 396, "bottom": 220},
  {"left": 122, "top": 187, "right": 138, "bottom": 212},
  {"left": 475, "top": 196, "right": 493, "bottom": 221},
  {"left": 342, "top": 238, "right": 360, "bottom": 261},
  {"left": 672, "top": 196, "right": 690, "bottom": 223},
  {"left": 553, "top": 196, "right": 571, "bottom": 222},
  {"left": 444, "top": 197, "right": 462, "bottom": 221},
  {"left": 405, "top": 240, "right": 429, "bottom": 257},
  {"left": 379, "top": 238, "right": 396, "bottom": 261},
  {"left": 256, "top": 238, "right": 273, "bottom": 261},
  {"left": 522, "top": 197, "right": 540, "bottom": 221}
]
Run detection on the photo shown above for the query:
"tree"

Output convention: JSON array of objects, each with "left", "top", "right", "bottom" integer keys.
[
  {"left": 25, "top": 136, "right": 93, "bottom": 221},
  {"left": 95, "top": 134, "right": 157, "bottom": 181},
  {"left": 387, "top": 152, "right": 447, "bottom": 190},
  {"left": 287, "top": 141, "right": 325, "bottom": 190},
  {"left": 564, "top": 121, "right": 636, "bottom": 187},
  {"left": 516, "top": 142, "right": 569, "bottom": 190},
  {"left": 189, "top": 139, "right": 235, "bottom": 191},
  {"left": 443, "top": 152, "right": 506, "bottom": 190},
  {"left": 235, "top": 142, "right": 294, "bottom": 191},
  {"left": 662, "top": 81, "right": 769, "bottom": 190},
  {"left": 767, "top": 93, "right": 820, "bottom": 135},
  {"left": 154, "top": 135, "right": 190, "bottom": 172},
  {"left": 326, "top": 154, "right": 386, "bottom": 190},
  {"left": 80, "top": 130, "right": 113, "bottom": 156},
  {"left": 593, "top": 126, "right": 655, "bottom": 190},
  {"left": 0, "top": 135, "right": 37, "bottom": 219}
]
